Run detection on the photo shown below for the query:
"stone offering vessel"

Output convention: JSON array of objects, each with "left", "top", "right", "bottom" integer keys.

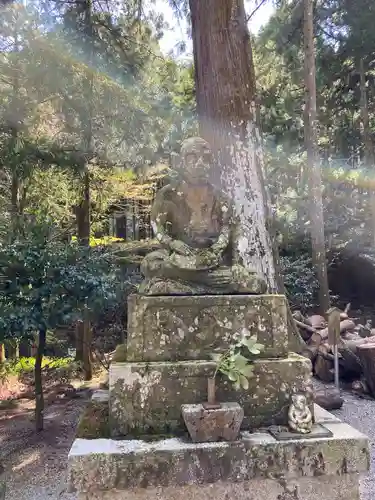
[{"left": 181, "top": 334, "right": 264, "bottom": 443}]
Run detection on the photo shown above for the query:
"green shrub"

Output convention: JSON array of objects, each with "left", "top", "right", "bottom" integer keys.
[{"left": 280, "top": 253, "right": 319, "bottom": 313}]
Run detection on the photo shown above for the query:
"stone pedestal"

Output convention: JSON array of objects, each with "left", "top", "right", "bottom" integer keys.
[
  {"left": 109, "top": 355, "right": 312, "bottom": 436},
  {"left": 110, "top": 293, "right": 313, "bottom": 436},
  {"left": 126, "top": 294, "right": 289, "bottom": 361},
  {"left": 68, "top": 405, "right": 369, "bottom": 500},
  {"left": 68, "top": 293, "right": 369, "bottom": 500}
]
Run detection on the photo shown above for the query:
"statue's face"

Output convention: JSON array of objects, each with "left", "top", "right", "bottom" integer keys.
[
  {"left": 181, "top": 137, "right": 212, "bottom": 184},
  {"left": 292, "top": 394, "right": 306, "bottom": 410}
]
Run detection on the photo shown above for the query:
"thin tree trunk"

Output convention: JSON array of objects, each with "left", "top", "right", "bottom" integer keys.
[
  {"left": 359, "top": 58, "right": 375, "bottom": 247},
  {"left": 10, "top": 25, "right": 22, "bottom": 232},
  {"left": 76, "top": 0, "right": 94, "bottom": 380},
  {"left": 75, "top": 322, "right": 84, "bottom": 362},
  {"left": 35, "top": 328, "right": 46, "bottom": 432},
  {"left": 0, "top": 344, "right": 5, "bottom": 364},
  {"left": 303, "top": 0, "right": 330, "bottom": 314},
  {"left": 82, "top": 305, "right": 93, "bottom": 381},
  {"left": 7, "top": 339, "right": 19, "bottom": 360}
]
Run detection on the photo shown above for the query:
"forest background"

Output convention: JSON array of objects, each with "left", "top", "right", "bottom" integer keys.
[{"left": 1, "top": 0, "right": 375, "bottom": 428}]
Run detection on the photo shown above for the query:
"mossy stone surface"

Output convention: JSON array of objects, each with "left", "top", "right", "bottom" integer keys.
[
  {"left": 76, "top": 401, "right": 110, "bottom": 439},
  {"left": 126, "top": 294, "right": 288, "bottom": 362},
  {"left": 109, "top": 355, "right": 312, "bottom": 437},
  {"left": 68, "top": 421, "right": 369, "bottom": 493}
]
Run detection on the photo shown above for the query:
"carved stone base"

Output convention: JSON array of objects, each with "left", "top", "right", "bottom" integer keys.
[
  {"left": 109, "top": 356, "right": 312, "bottom": 437},
  {"left": 126, "top": 294, "right": 289, "bottom": 362},
  {"left": 68, "top": 412, "right": 369, "bottom": 499}
]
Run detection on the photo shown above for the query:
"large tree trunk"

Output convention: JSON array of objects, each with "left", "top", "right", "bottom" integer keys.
[
  {"left": 303, "top": 0, "right": 330, "bottom": 314},
  {"left": 189, "top": 0, "right": 276, "bottom": 288},
  {"left": 35, "top": 328, "right": 46, "bottom": 432},
  {"left": 189, "top": 0, "right": 304, "bottom": 351}
]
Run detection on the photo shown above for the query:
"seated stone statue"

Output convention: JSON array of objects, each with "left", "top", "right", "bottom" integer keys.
[
  {"left": 288, "top": 394, "right": 313, "bottom": 434},
  {"left": 138, "top": 137, "right": 267, "bottom": 295}
]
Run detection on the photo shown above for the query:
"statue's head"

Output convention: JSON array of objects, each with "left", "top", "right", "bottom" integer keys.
[
  {"left": 291, "top": 394, "right": 307, "bottom": 410},
  {"left": 181, "top": 137, "right": 212, "bottom": 184}
]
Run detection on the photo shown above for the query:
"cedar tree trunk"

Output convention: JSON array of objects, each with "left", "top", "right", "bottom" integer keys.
[
  {"left": 303, "top": 0, "right": 330, "bottom": 314},
  {"left": 189, "top": 0, "right": 304, "bottom": 351}
]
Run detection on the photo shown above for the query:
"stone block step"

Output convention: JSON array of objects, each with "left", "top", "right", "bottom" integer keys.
[
  {"left": 109, "top": 354, "right": 312, "bottom": 436},
  {"left": 68, "top": 418, "right": 369, "bottom": 497},
  {"left": 127, "top": 294, "right": 288, "bottom": 362}
]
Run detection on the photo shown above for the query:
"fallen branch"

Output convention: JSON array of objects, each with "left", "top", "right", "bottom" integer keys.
[{"left": 294, "top": 319, "right": 317, "bottom": 335}]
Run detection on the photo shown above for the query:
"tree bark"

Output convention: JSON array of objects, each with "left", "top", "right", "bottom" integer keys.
[
  {"left": 357, "top": 344, "right": 375, "bottom": 397},
  {"left": 303, "top": 0, "right": 330, "bottom": 314},
  {"left": 82, "top": 305, "right": 93, "bottom": 381},
  {"left": 359, "top": 58, "right": 375, "bottom": 247},
  {"left": 75, "top": 0, "right": 94, "bottom": 380},
  {"left": 0, "top": 344, "right": 5, "bottom": 364},
  {"left": 35, "top": 328, "right": 46, "bottom": 432},
  {"left": 75, "top": 322, "right": 84, "bottom": 362},
  {"left": 7, "top": 339, "right": 19, "bottom": 359},
  {"left": 188, "top": 0, "right": 305, "bottom": 352},
  {"left": 189, "top": 0, "right": 276, "bottom": 287}
]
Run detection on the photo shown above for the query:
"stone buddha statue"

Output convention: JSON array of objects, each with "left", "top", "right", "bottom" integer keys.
[{"left": 138, "top": 137, "right": 267, "bottom": 295}]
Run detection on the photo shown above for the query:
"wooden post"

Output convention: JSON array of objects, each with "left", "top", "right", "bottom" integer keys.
[
  {"left": 357, "top": 343, "right": 375, "bottom": 397},
  {"left": 327, "top": 307, "right": 341, "bottom": 390},
  {"left": 203, "top": 378, "right": 221, "bottom": 410}
]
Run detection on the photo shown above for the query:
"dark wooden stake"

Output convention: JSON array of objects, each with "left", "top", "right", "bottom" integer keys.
[{"left": 203, "top": 377, "right": 221, "bottom": 410}]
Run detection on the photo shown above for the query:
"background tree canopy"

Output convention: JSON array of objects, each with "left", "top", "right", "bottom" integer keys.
[{"left": 2, "top": 0, "right": 375, "bottom": 428}]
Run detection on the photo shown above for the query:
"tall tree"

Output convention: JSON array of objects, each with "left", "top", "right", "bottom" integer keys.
[
  {"left": 359, "top": 57, "right": 375, "bottom": 248},
  {"left": 187, "top": 0, "right": 304, "bottom": 350},
  {"left": 188, "top": 0, "right": 276, "bottom": 288},
  {"left": 303, "top": 0, "right": 330, "bottom": 313}
]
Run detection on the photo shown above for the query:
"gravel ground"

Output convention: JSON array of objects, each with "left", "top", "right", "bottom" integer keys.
[
  {"left": 2, "top": 398, "right": 84, "bottom": 500},
  {"left": 3, "top": 385, "right": 375, "bottom": 500},
  {"left": 332, "top": 390, "right": 375, "bottom": 500}
]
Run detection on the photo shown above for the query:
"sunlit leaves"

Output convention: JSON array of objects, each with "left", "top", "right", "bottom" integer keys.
[
  {"left": 211, "top": 334, "right": 264, "bottom": 391},
  {"left": 0, "top": 217, "right": 121, "bottom": 342}
]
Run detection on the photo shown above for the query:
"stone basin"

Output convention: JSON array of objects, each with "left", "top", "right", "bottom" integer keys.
[{"left": 181, "top": 402, "right": 244, "bottom": 442}]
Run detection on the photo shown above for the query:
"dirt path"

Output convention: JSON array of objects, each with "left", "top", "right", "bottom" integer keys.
[
  {"left": 0, "top": 374, "right": 103, "bottom": 500},
  {"left": 1, "top": 396, "right": 86, "bottom": 500}
]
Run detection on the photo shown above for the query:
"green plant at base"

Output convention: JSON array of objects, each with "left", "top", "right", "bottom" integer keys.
[{"left": 211, "top": 334, "right": 265, "bottom": 391}]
